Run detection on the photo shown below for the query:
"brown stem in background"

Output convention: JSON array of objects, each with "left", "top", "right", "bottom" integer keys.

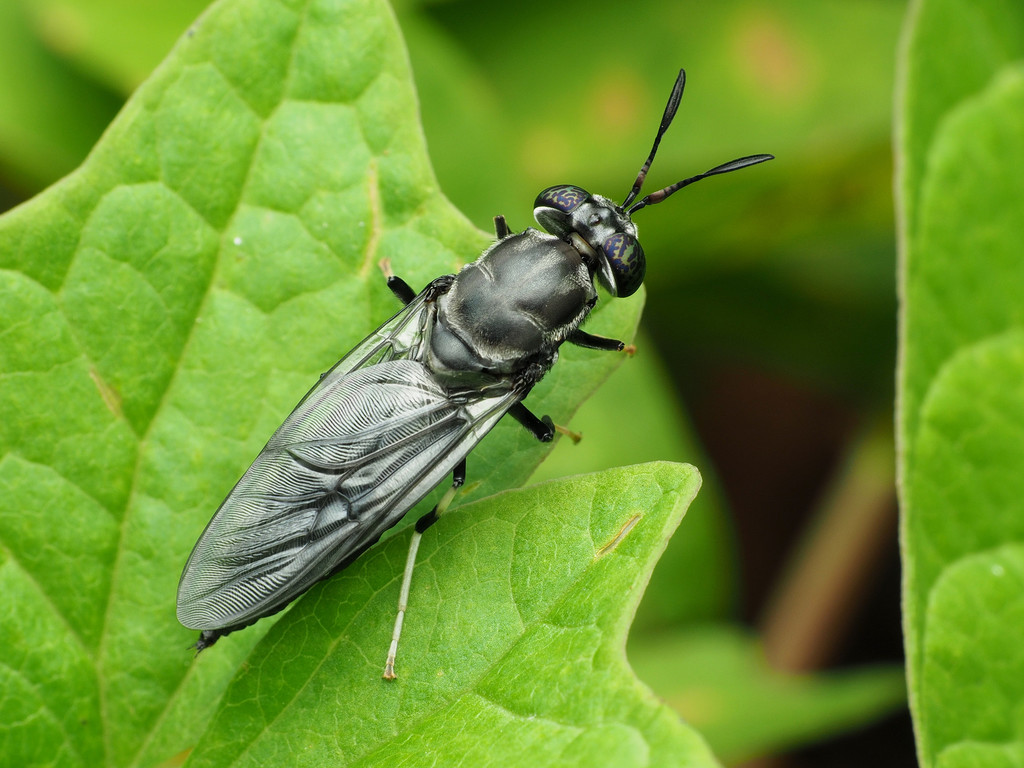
[{"left": 759, "top": 418, "right": 897, "bottom": 672}]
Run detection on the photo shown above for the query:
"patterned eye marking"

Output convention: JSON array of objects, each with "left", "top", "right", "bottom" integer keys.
[
  {"left": 535, "top": 185, "right": 588, "bottom": 213},
  {"left": 601, "top": 233, "right": 645, "bottom": 297}
]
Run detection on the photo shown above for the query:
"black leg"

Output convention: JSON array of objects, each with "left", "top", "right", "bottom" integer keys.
[
  {"left": 567, "top": 329, "right": 627, "bottom": 352},
  {"left": 379, "top": 258, "right": 418, "bottom": 305},
  {"left": 387, "top": 275, "right": 417, "bottom": 306},
  {"left": 415, "top": 458, "right": 467, "bottom": 533},
  {"left": 508, "top": 402, "right": 555, "bottom": 442},
  {"left": 494, "top": 215, "right": 511, "bottom": 239}
]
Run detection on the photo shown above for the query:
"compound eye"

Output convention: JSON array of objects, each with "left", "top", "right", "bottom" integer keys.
[
  {"left": 600, "top": 232, "right": 646, "bottom": 297},
  {"left": 534, "top": 185, "right": 588, "bottom": 213}
]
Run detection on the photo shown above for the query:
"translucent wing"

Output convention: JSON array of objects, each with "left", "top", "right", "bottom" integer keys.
[
  {"left": 177, "top": 295, "right": 517, "bottom": 632},
  {"left": 310, "top": 288, "right": 434, "bottom": 388}
]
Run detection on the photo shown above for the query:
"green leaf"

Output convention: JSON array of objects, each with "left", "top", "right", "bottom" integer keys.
[
  {"left": 532, "top": 332, "right": 737, "bottom": 625},
  {"left": 629, "top": 627, "right": 906, "bottom": 765},
  {"left": 897, "top": 1, "right": 1024, "bottom": 765},
  {"left": 0, "top": 0, "right": 641, "bottom": 765},
  {"left": 186, "top": 463, "right": 712, "bottom": 767},
  {"left": 936, "top": 743, "right": 1024, "bottom": 768},
  {"left": 899, "top": 0, "right": 1024, "bottom": 443},
  {"left": 921, "top": 545, "right": 1024, "bottom": 760},
  {"left": 898, "top": 0, "right": 1024, "bottom": 247},
  {"left": 904, "top": 331, "right": 1024, "bottom": 764}
]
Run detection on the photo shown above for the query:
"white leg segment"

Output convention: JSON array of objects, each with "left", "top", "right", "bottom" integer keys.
[{"left": 382, "top": 481, "right": 460, "bottom": 679}]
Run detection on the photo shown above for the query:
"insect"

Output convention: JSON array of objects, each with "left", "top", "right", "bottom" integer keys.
[{"left": 176, "top": 69, "right": 772, "bottom": 677}]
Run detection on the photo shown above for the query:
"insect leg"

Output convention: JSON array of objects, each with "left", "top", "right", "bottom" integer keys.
[
  {"left": 384, "top": 270, "right": 417, "bottom": 305},
  {"left": 387, "top": 277, "right": 416, "bottom": 305},
  {"left": 380, "top": 259, "right": 457, "bottom": 306},
  {"left": 383, "top": 458, "right": 467, "bottom": 680},
  {"left": 493, "top": 215, "right": 511, "bottom": 239},
  {"left": 379, "top": 257, "right": 418, "bottom": 305},
  {"left": 567, "top": 329, "right": 636, "bottom": 355},
  {"left": 507, "top": 402, "right": 582, "bottom": 443},
  {"left": 508, "top": 402, "right": 555, "bottom": 442}
]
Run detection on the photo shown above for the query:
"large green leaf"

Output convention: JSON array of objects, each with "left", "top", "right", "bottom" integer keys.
[
  {"left": 186, "top": 463, "right": 713, "bottom": 767},
  {"left": 897, "top": 0, "right": 1024, "bottom": 765},
  {"left": 0, "top": 0, "right": 643, "bottom": 765}
]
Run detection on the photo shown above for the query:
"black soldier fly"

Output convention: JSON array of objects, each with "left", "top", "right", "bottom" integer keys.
[{"left": 176, "top": 69, "right": 772, "bottom": 677}]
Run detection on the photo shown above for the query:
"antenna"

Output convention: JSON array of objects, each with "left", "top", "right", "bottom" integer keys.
[
  {"left": 621, "top": 69, "right": 687, "bottom": 210},
  {"left": 626, "top": 153, "right": 774, "bottom": 214}
]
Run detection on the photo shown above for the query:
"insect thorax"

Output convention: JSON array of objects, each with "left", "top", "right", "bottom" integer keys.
[{"left": 432, "top": 229, "right": 596, "bottom": 376}]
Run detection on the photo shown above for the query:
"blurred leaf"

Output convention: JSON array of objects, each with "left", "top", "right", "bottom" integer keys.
[
  {"left": 644, "top": 218, "right": 897, "bottom": 405},
  {"left": 629, "top": 626, "right": 906, "bottom": 765},
  {"left": 0, "top": 0, "right": 642, "bottom": 765},
  {"left": 187, "top": 464, "right": 716, "bottom": 768},
  {"left": 409, "top": 0, "right": 901, "bottom": 230},
  {"left": 897, "top": 0, "right": 1024, "bottom": 765},
  {"left": 533, "top": 331, "right": 737, "bottom": 625},
  {"left": 22, "top": 0, "right": 210, "bottom": 92},
  {"left": 396, "top": 9, "right": 513, "bottom": 223},
  {"left": 0, "top": 0, "right": 120, "bottom": 190}
]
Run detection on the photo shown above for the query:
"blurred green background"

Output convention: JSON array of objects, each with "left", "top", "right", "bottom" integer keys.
[{"left": 0, "top": 0, "right": 909, "bottom": 764}]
